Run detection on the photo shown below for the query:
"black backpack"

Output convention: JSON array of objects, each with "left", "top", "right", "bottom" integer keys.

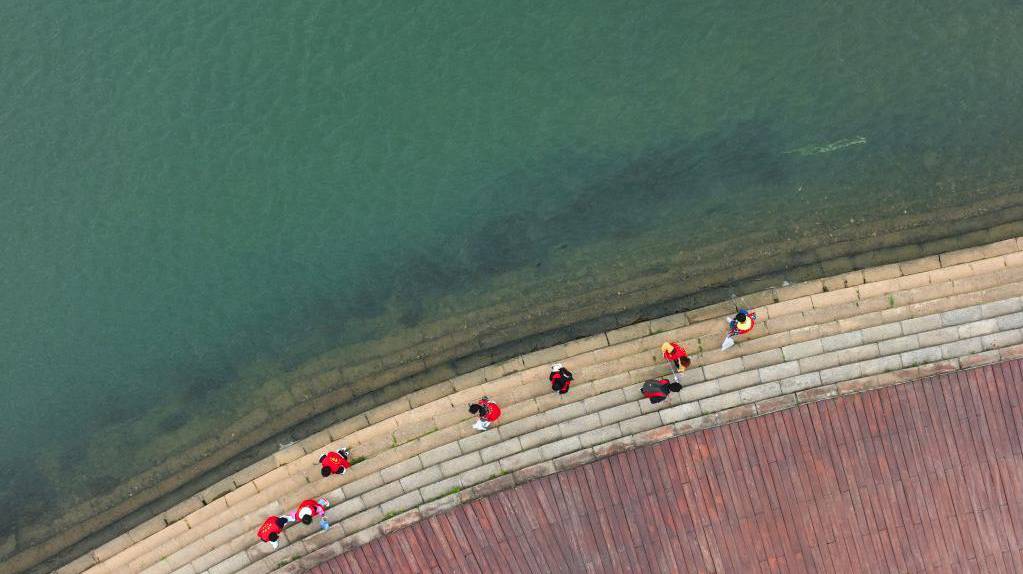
[{"left": 641, "top": 379, "right": 668, "bottom": 398}]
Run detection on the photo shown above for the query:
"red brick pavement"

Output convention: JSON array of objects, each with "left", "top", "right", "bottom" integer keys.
[{"left": 309, "top": 359, "right": 1023, "bottom": 573}]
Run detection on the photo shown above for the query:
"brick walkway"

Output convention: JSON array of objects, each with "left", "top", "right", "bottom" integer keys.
[{"left": 310, "top": 359, "right": 1023, "bottom": 573}]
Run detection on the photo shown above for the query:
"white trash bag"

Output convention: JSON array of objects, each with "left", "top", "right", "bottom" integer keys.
[{"left": 721, "top": 336, "right": 735, "bottom": 351}]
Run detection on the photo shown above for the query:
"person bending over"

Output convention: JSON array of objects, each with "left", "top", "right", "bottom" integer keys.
[
  {"left": 549, "top": 363, "right": 574, "bottom": 394},
  {"left": 469, "top": 396, "right": 501, "bottom": 431},
  {"left": 291, "top": 498, "right": 331, "bottom": 531},
  {"left": 257, "top": 515, "right": 294, "bottom": 550},
  {"left": 319, "top": 447, "right": 351, "bottom": 477},
  {"left": 641, "top": 378, "right": 683, "bottom": 404}
]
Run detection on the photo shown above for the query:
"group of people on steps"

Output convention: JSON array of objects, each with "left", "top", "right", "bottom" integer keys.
[
  {"left": 259, "top": 309, "right": 757, "bottom": 549},
  {"left": 256, "top": 448, "right": 352, "bottom": 549}
]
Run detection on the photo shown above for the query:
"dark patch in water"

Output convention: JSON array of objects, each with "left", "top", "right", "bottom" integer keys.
[
  {"left": 438, "top": 119, "right": 791, "bottom": 283},
  {"left": 157, "top": 411, "right": 191, "bottom": 433},
  {"left": 0, "top": 458, "right": 58, "bottom": 530},
  {"left": 310, "top": 119, "right": 795, "bottom": 337},
  {"left": 84, "top": 474, "right": 119, "bottom": 498},
  {"left": 93, "top": 399, "right": 145, "bottom": 431},
  {"left": 344, "top": 282, "right": 392, "bottom": 321},
  {"left": 183, "top": 377, "right": 217, "bottom": 401}
]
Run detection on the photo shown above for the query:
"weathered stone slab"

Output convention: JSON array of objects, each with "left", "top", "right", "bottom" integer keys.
[
  {"left": 700, "top": 391, "right": 743, "bottom": 413},
  {"left": 578, "top": 425, "right": 625, "bottom": 449},
  {"left": 917, "top": 326, "right": 960, "bottom": 347},
  {"left": 518, "top": 426, "right": 563, "bottom": 451},
  {"left": 438, "top": 452, "right": 483, "bottom": 479},
  {"left": 558, "top": 413, "right": 603, "bottom": 437},
  {"left": 479, "top": 438, "right": 524, "bottom": 464},
  {"left": 500, "top": 447, "right": 544, "bottom": 474},
  {"left": 758, "top": 361, "right": 801, "bottom": 383},
  {"left": 539, "top": 436, "right": 583, "bottom": 461},
  {"left": 782, "top": 339, "right": 824, "bottom": 361},
  {"left": 716, "top": 370, "right": 761, "bottom": 392},
  {"left": 398, "top": 465, "right": 443, "bottom": 493},
  {"left": 596, "top": 402, "right": 642, "bottom": 426},
  {"left": 619, "top": 412, "right": 664, "bottom": 435},
  {"left": 756, "top": 393, "right": 798, "bottom": 415},
  {"left": 420, "top": 477, "right": 463, "bottom": 502},
  {"left": 878, "top": 334, "right": 920, "bottom": 355},
  {"left": 780, "top": 372, "right": 823, "bottom": 394},
  {"left": 961, "top": 350, "right": 1002, "bottom": 368},
  {"left": 900, "top": 347, "right": 943, "bottom": 367},
  {"left": 359, "top": 480, "right": 405, "bottom": 509}
]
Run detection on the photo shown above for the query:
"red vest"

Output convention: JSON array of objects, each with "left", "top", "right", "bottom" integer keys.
[
  {"left": 663, "top": 342, "right": 687, "bottom": 362},
  {"left": 479, "top": 400, "right": 501, "bottom": 422},
  {"left": 296, "top": 499, "right": 324, "bottom": 519},
  {"left": 257, "top": 516, "right": 283, "bottom": 542},
  {"left": 321, "top": 451, "right": 350, "bottom": 473}
]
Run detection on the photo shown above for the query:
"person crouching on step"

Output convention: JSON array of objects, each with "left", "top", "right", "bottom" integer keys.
[
  {"left": 721, "top": 308, "right": 758, "bottom": 350},
  {"left": 319, "top": 447, "right": 351, "bottom": 477},
  {"left": 661, "top": 341, "right": 692, "bottom": 372},
  {"left": 728, "top": 309, "right": 757, "bottom": 338},
  {"left": 549, "top": 363, "right": 574, "bottom": 395},
  {"left": 469, "top": 396, "right": 501, "bottom": 431},
  {"left": 641, "top": 378, "right": 683, "bottom": 404},
  {"left": 257, "top": 514, "right": 294, "bottom": 550},
  {"left": 291, "top": 498, "right": 331, "bottom": 531}
]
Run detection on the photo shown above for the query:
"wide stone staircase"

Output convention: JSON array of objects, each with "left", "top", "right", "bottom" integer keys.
[{"left": 59, "top": 238, "right": 1023, "bottom": 574}]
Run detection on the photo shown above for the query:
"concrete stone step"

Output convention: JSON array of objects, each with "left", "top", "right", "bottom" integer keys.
[
  {"left": 207, "top": 299, "right": 1023, "bottom": 574},
  {"left": 264, "top": 330, "right": 1023, "bottom": 574},
  {"left": 275, "top": 331, "right": 1023, "bottom": 574},
  {"left": 131, "top": 276, "right": 1023, "bottom": 568},
  {"left": 79, "top": 242, "right": 1023, "bottom": 574}
]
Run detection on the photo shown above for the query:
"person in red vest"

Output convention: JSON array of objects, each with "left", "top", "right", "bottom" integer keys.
[
  {"left": 469, "top": 396, "right": 501, "bottom": 431},
  {"left": 641, "top": 378, "right": 682, "bottom": 405},
  {"left": 319, "top": 447, "right": 351, "bottom": 478},
  {"left": 289, "top": 497, "right": 331, "bottom": 530},
  {"left": 549, "top": 363, "right": 574, "bottom": 395},
  {"left": 257, "top": 514, "right": 294, "bottom": 550},
  {"left": 660, "top": 341, "right": 692, "bottom": 383}
]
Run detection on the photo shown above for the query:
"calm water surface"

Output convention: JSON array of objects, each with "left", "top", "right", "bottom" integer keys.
[{"left": 2, "top": 1, "right": 1022, "bottom": 522}]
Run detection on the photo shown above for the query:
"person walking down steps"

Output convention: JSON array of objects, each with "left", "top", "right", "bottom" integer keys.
[
  {"left": 469, "top": 396, "right": 501, "bottom": 431},
  {"left": 549, "top": 363, "right": 574, "bottom": 395},
  {"left": 641, "top": 378, "right": 683, "bottom": 404},
  {"left": 290, "top": 498, "right": 331, "bottom": 531},
  {"left": 722, "top": 308, "right": 758, "bottom": 350},
  {"left": 319, "top": 447, "right": 351, "bottom": 478},
  {"left": 661, "top": 341, "right": 691, "bottom": 382},
  {"left": 257, "top": 514, "right": 295, "bottom": 550}
]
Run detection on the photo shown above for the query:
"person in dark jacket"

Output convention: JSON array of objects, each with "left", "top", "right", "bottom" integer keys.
[
  {"left": 641, "top": 378, "right": 683, "bottom": 404},
  {"left": 549, "top": 363, "right": 574, "bottom": 394}
]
